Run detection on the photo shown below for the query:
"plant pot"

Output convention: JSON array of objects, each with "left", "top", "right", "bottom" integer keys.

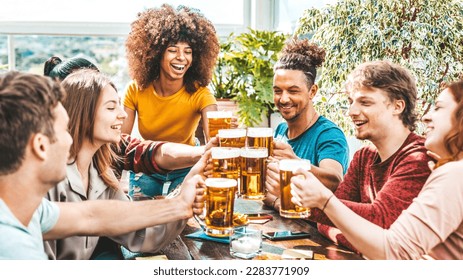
[{"left": 216, "top": 98, "right": 239, "bottom": 116}]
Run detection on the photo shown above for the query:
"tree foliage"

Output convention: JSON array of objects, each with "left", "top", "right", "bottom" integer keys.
[{"left": 296, "top": 0, "right": 463, "bottom": 135}]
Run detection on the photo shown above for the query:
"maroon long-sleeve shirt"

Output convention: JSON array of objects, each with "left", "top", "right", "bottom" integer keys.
[{"left": 310, "top": 133, "right": 432, "bottom": 252}]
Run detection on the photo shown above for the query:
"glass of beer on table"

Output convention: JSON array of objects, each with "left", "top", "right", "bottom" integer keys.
[
  {"left": 239, "top": 147, "right": 268, "bottom": 200},
  {"left": 210, "top": 147, "right": 241, "bottom": 180},
  {"left": 204, "top": 178, "right": 237, "bottom": 237},
  {"left": 207, "top": 111, "right": 232, "bottom": 138},
  {"left": 279, "top": 159, "right": 311, "bottom": 218},
  {"left": 246, "top": 127, "right": 273, "bottom": 157},
  {"left": 218, "top": 129, "right": 246, "bottom": 148}
]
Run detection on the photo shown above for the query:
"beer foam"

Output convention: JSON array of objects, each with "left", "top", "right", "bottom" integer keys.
[
  {"left": 211, "top": 147, "right": 241, "bottom": 159},
  {"left": 218, "top": 128, "right": 246, "bottom": 138},
  {"left": 240, "top": 147, "right": 268, "bottom": 158},
  {"left": 279, "top": 159, "right": 311, "bottom": 171},
  {"left": 207, "top": 111, "right": 232, "bottom": 118},
  {"left": 205, "top": 178, "right": 237, "bottom": 188},
  {"left": 247, "top": 127, "right": 273, "bottom": 137}
]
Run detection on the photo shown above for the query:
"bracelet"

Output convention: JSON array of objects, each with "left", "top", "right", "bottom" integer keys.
[
  {"left": 272, "top": 197, "right": 280, "bottom": 208},
  {"left": 321, "top": 193, "right": 334, "bottom": 212}
]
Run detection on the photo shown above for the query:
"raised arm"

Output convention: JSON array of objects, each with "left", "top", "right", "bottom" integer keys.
[
  {"left": 43, "top": 174, "right": 204, "bottom": 240},
  {"left": 118, "top": 134, "right": 218, "bottom": 175},
  {"left": 271, "top": 141, "right": 344, "bottom": 191},
  {"left": 291, "top": 169, "right": 387, "bottom": 259},
  {"left": 292, "top": 163, "right": 462, "bottom": 260},
  {"left": 308, "top": 159, "right": 343, "bottom": 191},
  {"left": 200, "top": 104, "right": 218, "bottom": 143}
]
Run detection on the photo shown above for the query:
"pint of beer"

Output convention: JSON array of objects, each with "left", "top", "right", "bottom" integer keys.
[
  {"left": 207, "top": 111, "right": 232, "bottom": 138},
  {"left": 204, "top": 178, "right": 237, "bottom": 237},
  {"left": 239, "top": 148, "right": 268, "bottom": 200},
  {"left": 218, "top": 129, "right": 246, "bottom": 148},
  {"left": 246, "top": 127, "right": 274, "bottom": 157},
  {"left": 279, "top": 159, "right": 311, "bottom": 218},
  {"left": 211, "top": 147, "right": 241, "bottom": 180}
]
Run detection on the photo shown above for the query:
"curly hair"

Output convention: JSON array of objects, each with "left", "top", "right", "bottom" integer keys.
[
  {"left": 274, "top": 37, "right": 326, "bottom": 87},
  {"left": 125, "top": 4, "right": 220, "bottom": 93}
]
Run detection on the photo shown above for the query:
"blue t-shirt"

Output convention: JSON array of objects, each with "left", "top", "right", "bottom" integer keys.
[
  {"left": 274, "top": 116, "right": 349, "bottom": 174},
  {"left": 0, "top": 198, "right": 60, "bottom": 259}
]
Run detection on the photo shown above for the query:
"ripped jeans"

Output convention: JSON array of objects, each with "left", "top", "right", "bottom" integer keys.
[{"left": 128, "top": 167, "right": 191, "bottom": 198}]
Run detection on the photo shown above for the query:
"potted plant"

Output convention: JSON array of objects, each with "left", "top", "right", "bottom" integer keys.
[
  {"left": 210, "top": 39, "right": 238, "bottom": 100},
  {"left": 209, "top": 39, "right": 241, "bottom": 114},
  {"left": 211, "top": 29, "right": 289, "bottom": 127}
]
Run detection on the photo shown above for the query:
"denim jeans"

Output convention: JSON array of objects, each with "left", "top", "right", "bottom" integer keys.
[{"left": 128, "top": 167, "right": 191, "bottom": 198}]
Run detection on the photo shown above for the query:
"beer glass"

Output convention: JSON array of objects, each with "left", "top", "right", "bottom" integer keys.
[
  {"left": 211, "top": 147, "right": 241, "bottom": 180},
  {"left": 279, "top": 159, "right": 311, "bottom": 218},
  {"left": 218, "top": 129, "right": 246, "bottom": 148},
  {"left": 204, "top": 178, "right": 237, "bottom": 237},
  {"left": 246, "top": 127, "right": 274, "bottom": 157},
  {"left": 207, "top": 111, "right": 232, "bottom": 138},
  {"left": 239, "top": 147, "right": 268, "bottom": 200}
]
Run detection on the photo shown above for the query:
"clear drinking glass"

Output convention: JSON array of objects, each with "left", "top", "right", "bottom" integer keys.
[
  {"left": 229, "top": 226, "right": 262, "bottom": 259},
  {"left": 279, "top": 159, "right": 311, "bottom": 218},
  {"left": 204, "top": 178, "right": 237, "bottom": 237},
  {"left": 207, "top": 111, "right": 232, "bottom": 138}
]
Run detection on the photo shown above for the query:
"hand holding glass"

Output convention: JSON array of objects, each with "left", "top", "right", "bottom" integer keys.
[
  {"left": 279, "top": 159, "right": 311, "bottom": 218},
  {"left": 204, "top": 178, "right": 237, "bottom": 237}
]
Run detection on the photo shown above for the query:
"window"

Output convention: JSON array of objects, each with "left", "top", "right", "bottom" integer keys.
[
  {"left": 1, "top": 0, "right": 336, "bottom": 90},
  {"left": 9, "top": 35, "right": 129, "bottom": 91},
  {"left": 0, "top": 0, "right": 249, "bottom": 90},
  {"left": 0, "top": 35, "right": 7, "bottom": 70}
]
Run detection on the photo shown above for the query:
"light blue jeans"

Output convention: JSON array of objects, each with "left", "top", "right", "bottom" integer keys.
[{"left": 128, "top": 167, "right": 191, "bottom": 198}]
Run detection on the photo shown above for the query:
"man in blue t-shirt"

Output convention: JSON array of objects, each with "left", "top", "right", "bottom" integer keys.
[{"left": 264, "top": 39, "right": 349, "bottom": 210}]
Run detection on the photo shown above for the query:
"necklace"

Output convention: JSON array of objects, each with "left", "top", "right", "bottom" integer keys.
[
  {"left": 304, "top": 110, "right": 318, "bottom": 132},
  {"left": 288, "top": 111, "right": 318, "bottom": 139}
]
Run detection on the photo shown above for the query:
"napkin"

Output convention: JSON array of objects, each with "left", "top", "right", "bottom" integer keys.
[{"left": 185, "top": 230, "right": 230, "bottom": 244}]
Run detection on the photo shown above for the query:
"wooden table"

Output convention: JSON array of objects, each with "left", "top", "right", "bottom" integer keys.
[{"left": 157, "top": 198, "right": 363, "bottom": 260}]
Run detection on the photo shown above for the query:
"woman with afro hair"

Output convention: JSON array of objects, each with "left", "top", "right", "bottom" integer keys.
[{"left": 121, "top": 4, "right": 220, "bottom": 198}]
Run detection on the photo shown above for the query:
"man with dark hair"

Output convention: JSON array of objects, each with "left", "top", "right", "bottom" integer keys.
[
  {"left": 0, "top": 71, "right": 205, "bottom": 259},
  {"left": 309, "top": 61, "right": 432, "bottom": 252},
  {"left": 264, "top": 38, "right": 349, "bottom": 209}
]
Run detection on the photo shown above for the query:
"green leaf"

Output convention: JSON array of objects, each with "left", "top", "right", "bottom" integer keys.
[{"left": 296, "top": 0, "right": 463, "bottom": 136}]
